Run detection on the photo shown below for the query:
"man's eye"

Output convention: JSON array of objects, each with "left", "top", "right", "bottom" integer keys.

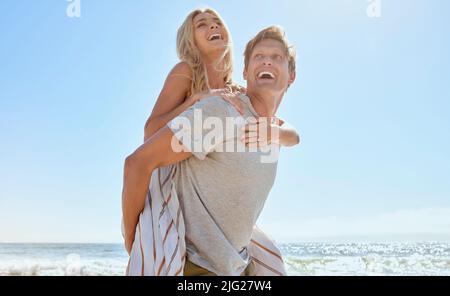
[{"left": 254, "top": 54, "right": 263, "bottom": 59}]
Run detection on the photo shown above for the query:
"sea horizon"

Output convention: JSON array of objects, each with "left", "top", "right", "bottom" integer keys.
[
  {"left": 1, "top": 241, "right": 449, "bottom": 276},
  {"left": 3, "top": 233, "right": 450, "bottom": 245}
]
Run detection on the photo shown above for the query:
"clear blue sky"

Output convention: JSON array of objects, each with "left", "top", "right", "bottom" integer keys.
[{"left": 1, "top": 0, "right": 449, "bottom": 243}]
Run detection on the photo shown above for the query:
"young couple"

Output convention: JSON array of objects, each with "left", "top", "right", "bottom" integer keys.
[{"left": 121, "top": 7, "right": 300, "bottom": 276}]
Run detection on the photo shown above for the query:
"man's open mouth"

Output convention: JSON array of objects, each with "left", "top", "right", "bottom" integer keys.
[
  {"left": 208, "top": 33, "right": 222, "bottom": 41},
  {"left": 257, "top": 71, "right": 276, "bottom": 80}
]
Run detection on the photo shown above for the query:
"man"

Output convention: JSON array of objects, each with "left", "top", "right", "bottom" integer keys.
[{"left": 122, "top": 26, "right": 297, "bottom": 276}]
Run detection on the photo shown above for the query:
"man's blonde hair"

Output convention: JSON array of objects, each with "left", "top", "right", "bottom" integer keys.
[
  {"left": 176, "top": 8, "right": 234, "bottom": 95},
  {"left": 244, "top": 25, "right": 296, "bottom": 75}
]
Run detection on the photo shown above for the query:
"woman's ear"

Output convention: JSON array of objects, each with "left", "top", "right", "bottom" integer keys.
[{"left": 243, "top": 68, "right": 248, "bottom": 81}]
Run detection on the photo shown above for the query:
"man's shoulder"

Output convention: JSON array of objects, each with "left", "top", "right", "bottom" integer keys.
[
  {"left": 195, "top": 95, "right": 227, "bottom": 107},
  {"left": 193, "top": 95, "right": 233, "bottom": 116}
]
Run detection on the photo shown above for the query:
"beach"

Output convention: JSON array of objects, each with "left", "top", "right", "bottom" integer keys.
[{"left": 1, "top": 242, "right": 449, "bottom": 276}]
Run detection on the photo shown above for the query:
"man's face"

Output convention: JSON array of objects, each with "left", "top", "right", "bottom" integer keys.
[{"left": 243, "top": 39, "right": 295, "bottom": 96}]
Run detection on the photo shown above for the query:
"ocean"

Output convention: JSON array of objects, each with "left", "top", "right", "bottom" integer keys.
[{"left": 0, "top": 242, "right": 449, "bottom": 276}]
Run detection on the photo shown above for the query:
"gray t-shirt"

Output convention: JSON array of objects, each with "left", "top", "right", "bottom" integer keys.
[{"left": 167, "top": 94, "right": 280, "bottom": 276}]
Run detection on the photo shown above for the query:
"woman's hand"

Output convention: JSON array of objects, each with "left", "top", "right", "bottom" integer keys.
[
  {"left": 188, "top": 88, "right": 245, "bottom": 115},
  {"left": 242, "top": 116, "right": 300, "bottom": 147},
  {"left": 241, "top": 117, "right": 280, "bottom": 147}
]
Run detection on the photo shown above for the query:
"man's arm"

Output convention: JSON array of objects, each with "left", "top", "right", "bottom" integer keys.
[{"left": 122, "top": 126, "right": 192, "bottom": 254}]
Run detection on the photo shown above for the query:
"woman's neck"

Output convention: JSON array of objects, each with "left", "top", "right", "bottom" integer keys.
[{"left": 203, "top": 55, "right": 227, "bottom": 89}]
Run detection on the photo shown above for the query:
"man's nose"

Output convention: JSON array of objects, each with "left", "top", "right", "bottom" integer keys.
[{"left": 262, "top": 58, "right": 272, "bottom": 66}]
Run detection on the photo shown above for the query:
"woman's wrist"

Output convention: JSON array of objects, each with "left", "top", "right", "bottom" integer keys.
[
  {"left": 187, "top": 92, "right": 204, "bottom": 106},
  {"left": 186, "top": 94, "right": 197, "bottom": 105},
  {"left": 125, "top": 226, "right": 135, "bottom": 242},
  {"left": 125, "top": 231, "right": 135, "bottom": 253},
  {"left": 270, "top": 124, "right": 282, "bottom": 144}
]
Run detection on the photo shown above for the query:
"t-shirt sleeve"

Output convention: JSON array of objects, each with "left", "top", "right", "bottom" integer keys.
[{"left": 167, "top": 96, "right": 231, "bottom": 160}]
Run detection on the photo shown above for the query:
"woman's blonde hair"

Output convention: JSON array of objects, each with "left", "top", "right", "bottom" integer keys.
[{"left": 176, "top": 8, "right": 234, "bottom": 95}]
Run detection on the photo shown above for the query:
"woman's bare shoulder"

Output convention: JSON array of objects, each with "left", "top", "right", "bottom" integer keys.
[{"left": 168, "top": 62, "right": 193, "bottom": 81}]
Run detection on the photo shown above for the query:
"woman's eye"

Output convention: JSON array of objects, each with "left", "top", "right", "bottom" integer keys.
[{"left": 197, "top": 23, "right": 206, "bottom": 28}]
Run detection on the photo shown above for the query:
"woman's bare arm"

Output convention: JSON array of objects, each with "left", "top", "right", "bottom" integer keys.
[
  {"left": 143, "top": 62, "right": 194, "bottom": 142},
  {"left": 143, "top": 63, "right": 246, "bottom": 142},
  {"left": 122, "top": 126, "right": 192, "bottom": 254},
  {"left": 276, "top": 120, "right": 301, "bottom": 147},
  {"left": 242, "top": 117, "right": 301, "bottom": 147}
]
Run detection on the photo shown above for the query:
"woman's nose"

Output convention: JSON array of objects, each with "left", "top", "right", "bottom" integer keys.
[{"left": 210, "top": 23, "right": 219, "bottom": 30}]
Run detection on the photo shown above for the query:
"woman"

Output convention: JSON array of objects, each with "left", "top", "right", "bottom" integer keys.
[
  {"left": 143, "top": 8, "right": 300, "bottom": 147},
  {"left": 124, "top": 7, "right": 299, "bottom": 276}
]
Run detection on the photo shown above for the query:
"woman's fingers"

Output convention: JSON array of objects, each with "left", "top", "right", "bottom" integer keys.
[
  {"left": 241, "top": 134, "right": 258, "bottom": 142},
  {"left": 243, "top": 131, "right": 258, "bottom": 138},
  {"left": 243, "top": 136, "right": 268, "bottom": 144},
  {"left": 191, "top": 89, "right": 213, "bottom": 103},
  {"left": 240, "top": 134, "right": 270, "bottom": 148},
  {"left": 239, "top": 86, "right": 247, "bottom": 93},
  {"left": 246, "top": 141, "right": 268, "bottom": 148},
  {"left": 245, "top": 139, "right": 259, "bottom": 148},
  {"left": 241, "top": 133, "right": 268, "bottom": 144},
  {"left": 233, "top": 102, "right": 245, "bottom": 115},
  {"left": 203, "top": 87, "right": 243, "bottom": 114},
  {"left": 245, "top": 136, "right": 259, "bottom": 143},
  {"left": 241, "top": 121, "right": 272, "bottom": 145},
  {"left": 229, "top": 95, "right": 245, "bottom": 114},
  {"left": 239, "top": 116, "right": 273, "bottom": 147},
  {"left": 256, "top": 116, "right": 274, "bottom": 125},
  {"left": 242, "top": 121, "right": 259, "bottom": 132}
]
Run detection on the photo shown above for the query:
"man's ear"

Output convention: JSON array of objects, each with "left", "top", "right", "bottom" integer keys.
[{"left": 288, "top": 70, "right": 296, "bottom": 86}]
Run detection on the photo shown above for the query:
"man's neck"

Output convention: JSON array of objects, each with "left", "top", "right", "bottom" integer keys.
[{"left": 246, "top": 89, "right": 282, "bottom": 117}]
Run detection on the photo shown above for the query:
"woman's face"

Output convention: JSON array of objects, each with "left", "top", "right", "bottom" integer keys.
[{"left": 192, "top": 12, "right": 228, "bottom": 58}]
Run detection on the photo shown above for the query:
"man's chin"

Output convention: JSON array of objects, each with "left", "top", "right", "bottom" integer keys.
[{"left": 254, "top": 82, "right": 282, "bottom": 92}]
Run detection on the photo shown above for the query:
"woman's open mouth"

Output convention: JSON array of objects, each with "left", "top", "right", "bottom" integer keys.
[{"left": 208, "top": 33, "right": 223, "bottom": 41}]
